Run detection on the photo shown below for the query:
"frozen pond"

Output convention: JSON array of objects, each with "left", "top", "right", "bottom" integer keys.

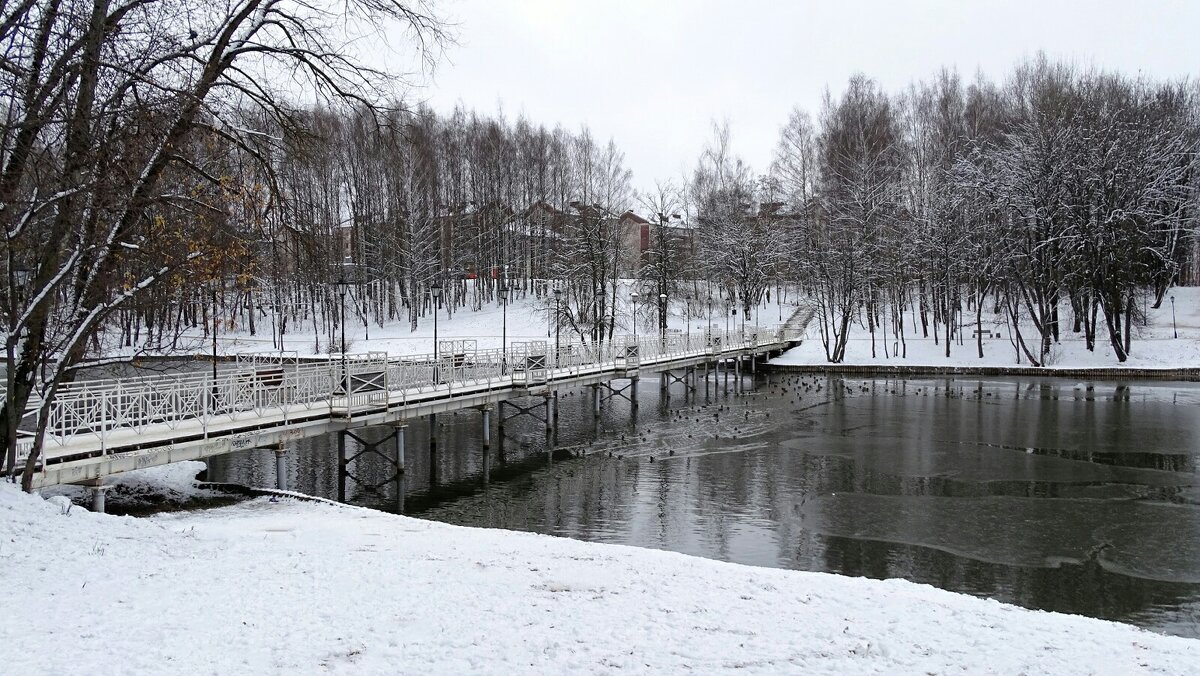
[{"left": 208, "top": 371, "right": 1200, "bottom": 638}]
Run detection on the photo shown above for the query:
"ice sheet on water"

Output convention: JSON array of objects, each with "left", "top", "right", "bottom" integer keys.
[
  {"left": 780, "top": 435, "right": 1196, "bottom": 487},
  {"left": 803, "top": 493, "right": 1200, "bottom": 583}
]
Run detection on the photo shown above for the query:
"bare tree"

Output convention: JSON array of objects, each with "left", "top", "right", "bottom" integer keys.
[{"left": 1, "top": 0, "right": 448, "bottom": 487}]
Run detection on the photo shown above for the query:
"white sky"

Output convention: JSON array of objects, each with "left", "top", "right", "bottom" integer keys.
[{"left": 398, "top": 0, "right": 1200, "bottom": 194}]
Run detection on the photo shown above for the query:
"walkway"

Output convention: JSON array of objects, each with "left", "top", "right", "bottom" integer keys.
[{"left": 14, "top": 327, "right": 799, "bottom": 488}]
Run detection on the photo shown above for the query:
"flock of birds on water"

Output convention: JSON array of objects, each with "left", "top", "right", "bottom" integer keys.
[
  {"left": 551, "top": 372, "right": 1150, "bottom": 467},
  {"left": 432, "top": 371, "right": 1153, "bottom": 474}
]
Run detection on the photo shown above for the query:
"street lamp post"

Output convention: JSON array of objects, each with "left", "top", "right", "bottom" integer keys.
[
  {"left": 631, "top": 292, "right": 639, "bottom": 340},
  {"left": 499, "top": 284, "right": 509, "bottom": 373},
  {"left": 707, "top": 295, "right": 714, "bottom": 345},
  {"left": 337, "top": 275, "right": 349, "bottom": 394},
  {"left": 430, "top": 281, "right": 443, "bottom": 358},
  {"left": 337, "top": 275, "right": 347, "bottom": 355},
  {"left": 211, "top": 283, "right": 218, "bottom": 384},
  {"left": 554, "top": 288, "right": 562, "bottom": 366},
  {"left": 659, "top": 293, "right": 667, "bottom": 346},
  {"left": 724, "top": 294, "right": 730, "bottom": 341},
  {"left": 1171, "top": 295, "right": 1177, "bottom": 339},
  {"left": 362, "top": 280, "right": 369, "bottom": 342},
  {"left": 738, "top": 292, "right": 746, "bottom": 340},
  {"left": 755, "top": 293, "right": 760, "bottom": 336},
  {"left": 685, "top": 295, "right": 692, "bottom": 344},
  {"left": 431, "top": 280, "right": 443, "bottom": 385}
]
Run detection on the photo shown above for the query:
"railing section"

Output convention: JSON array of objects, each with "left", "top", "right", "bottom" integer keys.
[{"left": 18, "top": 325, "right": 788, "bottom": 466}]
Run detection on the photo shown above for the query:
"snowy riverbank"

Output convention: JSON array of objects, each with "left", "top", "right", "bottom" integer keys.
[
  {"left": 774, "top": 287, "right": 1200, "bottom": 371},
  {"left": 4, "top": 466, "right": 1199, "bottom": 674}
]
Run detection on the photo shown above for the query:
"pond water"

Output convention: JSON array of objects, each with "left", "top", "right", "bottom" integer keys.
[{"left": 207, "top": 370, "right": 1200, "bottom": 638}]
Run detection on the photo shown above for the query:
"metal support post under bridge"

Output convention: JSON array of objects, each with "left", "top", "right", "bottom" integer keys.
[{"left": 337, "top": 426, "right": 407, "bottom": 511}]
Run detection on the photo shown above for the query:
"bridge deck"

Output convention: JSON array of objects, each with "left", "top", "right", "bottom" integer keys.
[{"left": 15, "top": 328, "right": 798, "bottom": 488}]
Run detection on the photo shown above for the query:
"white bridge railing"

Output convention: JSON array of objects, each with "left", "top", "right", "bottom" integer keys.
[{"left": 14, "top": 325, "right": 798, "bottom": 468}]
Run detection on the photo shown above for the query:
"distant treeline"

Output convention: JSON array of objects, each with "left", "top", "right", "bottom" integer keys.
[{"left": 696, "top": 56, "right": 1199, "bottom": 364}]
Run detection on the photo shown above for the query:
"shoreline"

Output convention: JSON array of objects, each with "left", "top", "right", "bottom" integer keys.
[{"left": 765, "top": 363, "right": 1200, "bottom": 381}]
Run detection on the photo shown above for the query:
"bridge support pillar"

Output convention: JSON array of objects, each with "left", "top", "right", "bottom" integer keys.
[
  {"left": 591, "top": 384, "right": 601, "bottom": 418},
  {"left": 662, "top": 369, "right": 698, "bottom": 402},
  {"left": 338, "top": 426, "right": 407, "bottom": 508},
  {"left": 544, "top": 394, "right": 555, "bottom": 451},
  {"left": 273, "top": 444, "right": 288, "bottom": 492},
  {"left": 338, "top": 432, "right": 347, "bottom": 502},
  {"left": 497, "top": 406, "right": 506, "bottom": 464},
  {"left": 428, "top": 413, "right": 439, "bottom": 487},
  {"left": 480, "top": 406, "right": 492, "bottom": 484},
  {"left": 630, "top": 376, "right": 640, "bottom": 413},
  {"left": 394, "top": 425, "right": 407, "bottom": 512},
  {"left": 395, "top": 425, "right": 407, "bottom": 473},
  {"left": 499, "top": 397, "right": 553, "bottom": 463},
  {"left": 88, "top": 484, "right": 111, "bottom": 513}
]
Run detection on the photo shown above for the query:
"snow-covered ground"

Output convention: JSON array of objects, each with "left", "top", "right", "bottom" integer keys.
[
  {"left": 775, "top": 287, "right": 1200, "bottom": 370},
  {"left": 208, "top": 293, "right": 554, "bottom": 357},
  {"left": 137, "top": 284, "right": 1197, "bottom": 369},
  {"left": 3, "top": 467, "right": 1199, "bottom": 674},
  {"left": 134, "top": 287, "right": 796, "bottom": 360}
]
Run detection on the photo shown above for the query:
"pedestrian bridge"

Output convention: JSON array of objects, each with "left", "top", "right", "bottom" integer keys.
[{"left": 15, "top": 327, "right": 800, "bottom": 489}]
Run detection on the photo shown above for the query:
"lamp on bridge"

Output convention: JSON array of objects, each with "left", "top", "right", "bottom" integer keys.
[
  {"left": 631, "top": 292, "right": 639, "bottom": 340},
  {"left": 499, "top": 284, "right": 509, "bottom": 374},
  {"left": 659, "top": 293, "right": 667, "bottom": 345},
  {"left": 336, "top": 275, "right": 349, "bottom": 355},
  {"left": 553, "top": 288, "right": 562, "bottom": 366},
  {"left": 211, "top": 282, "right": 220, "bottom": 382},
  {"left": 723, "top": 294, "right": 731, "bottom": 340},
  {"left": 685, "top": 294, "right": 692, "bottom": 342},
  {"left": 737, "top": 292, "right": 746, "bottom": 338},
  {"left": 430, "top": 280, "right": 443, "bottom": 360},
  {"left": 336, "top": 274, "right": 350, "bottom": 395},
  {"left": 707, "top": 295, "right": 714, "bottom": 345}
]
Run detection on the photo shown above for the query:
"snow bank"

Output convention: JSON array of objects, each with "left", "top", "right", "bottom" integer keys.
[
  {"left": 775, "top": 287, "right": 1200, "bottom": 370},
  {"left": 1, "top": 484, "right": 1196, "bottom": 674},
  {"left": 42, "top": 460, "right": 222, "bottom": 511}
]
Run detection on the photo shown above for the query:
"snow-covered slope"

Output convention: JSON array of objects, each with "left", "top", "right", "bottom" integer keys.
[
  {"left": 775, "top": 287, "right": 1200, "bottom": 369},
  {"left": 2, "top": 483, "right": 1196, "bottom": 674}
]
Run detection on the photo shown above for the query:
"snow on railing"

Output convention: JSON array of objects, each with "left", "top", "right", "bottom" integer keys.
[{"left": 16, "top": 326, "right": 786, "bottom": 465}]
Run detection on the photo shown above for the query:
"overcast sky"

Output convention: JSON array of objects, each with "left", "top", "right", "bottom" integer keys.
[{"left": 406, "top": 0, "right": 1200, "bottom": 194}]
